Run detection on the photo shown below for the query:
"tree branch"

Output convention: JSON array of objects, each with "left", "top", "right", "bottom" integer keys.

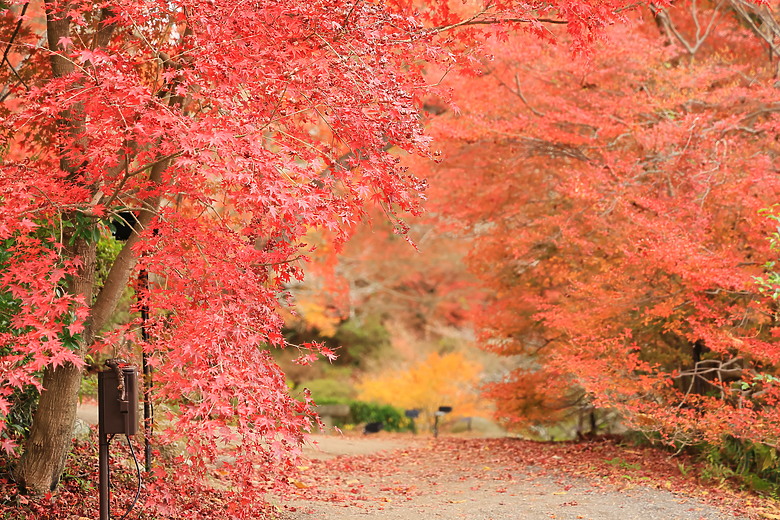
[
  {"left": 89, "top": 158, "right": 169, "bottom": 334},
  {"left": 2, "top": 2, "right": 31, "bottom": 91},
  {"left": 654, "top": 0, "right": 725, "bottom": 56},
  {"left": 430, "top": 16, "right": 567, "bottom": 34}
]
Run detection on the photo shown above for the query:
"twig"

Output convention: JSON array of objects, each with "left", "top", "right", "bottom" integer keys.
[
  {"left": 431, "top": 16, "right": 567, "bottom": 34},
  {"left": 2, "top": 2, "right": 31, "bottom": 91}
]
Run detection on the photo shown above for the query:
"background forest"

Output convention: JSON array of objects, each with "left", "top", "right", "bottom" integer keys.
[
  {"left": 1, "top": 0, "right": 780, "bottom": 518},
  {"left": 289, "top": 0, "right": 780, "bottom": 490},
  {"left": 296, "top": 3, "right": 778, "bottom": 438}
]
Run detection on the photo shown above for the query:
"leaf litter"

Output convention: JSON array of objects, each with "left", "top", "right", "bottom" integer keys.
[{"left": 282, "top": 435, "right": 777, "bottom": 520}]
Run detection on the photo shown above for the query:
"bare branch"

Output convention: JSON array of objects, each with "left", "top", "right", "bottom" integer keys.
[
  {"left": 481, "top": 61, "right": 546, "bottom": 117},
  {"left": 654, "top": 0, "right": 725, "bottom": 56},
  {"left": 729, "top": 0, "right": 780, "bottom": 72},
  {"left": 431, "top": 15, "right": 567, "bottom": 34},
  {"left": 2, "top": 2, "right": 31, "bottom": 91}
]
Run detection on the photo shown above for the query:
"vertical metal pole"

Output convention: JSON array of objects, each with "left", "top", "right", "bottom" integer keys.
[
  {"left": 433, "top": 414, "right": 439, "bottom": 438},
  {"left": 139, "top": 269, "right": 153, "bottom": 472},
  {"left": 98, "top": 374, "right": 110, "bottom": 520}
]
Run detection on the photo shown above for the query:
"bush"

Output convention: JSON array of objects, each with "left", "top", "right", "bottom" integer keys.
[
  {"left": 698, "top": 436, "right": 780, "bottom": 494},
  {"left": 304, "top": 378, "right": 356, "bottom": 404},
  {"left": 348, "top": 401, "right": 412, "bottom": 432},
  {"left": 2, "top": 385, "right": 39, "bottom": 450}
]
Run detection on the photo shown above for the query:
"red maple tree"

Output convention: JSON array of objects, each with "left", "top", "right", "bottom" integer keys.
[{"left": 421, "top": 1, "right": 780, "bottom": 445}]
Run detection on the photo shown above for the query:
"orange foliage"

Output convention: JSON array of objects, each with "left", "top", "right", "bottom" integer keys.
[
  {"left": 417, "top": 3, "right": 780, "bottom": 445},
  {"left": 357, "top": 351, "right": 490, "bottom": 419}
]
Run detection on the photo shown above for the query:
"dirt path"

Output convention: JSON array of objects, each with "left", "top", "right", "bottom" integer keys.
[
  {"left": 301, "top": 434, "right": 414, "bottom": 460},
  {"left": 281, "top": 435, "right": 761, "bottom": 520}
]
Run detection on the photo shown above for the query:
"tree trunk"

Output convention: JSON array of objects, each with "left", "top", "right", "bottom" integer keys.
[
  {"left": 13, "top": 2, "right": 160, "bottom": 494},
  {"left": 14, "top": 363, "right": 83, "bottom": 494},
  {"left": 15, "top": 231, "right": 97, "bottom": 493},
  {"left": 692, "top": 339, "right": 705, "bottom": 395},
  {"left": 12, "top": 2, "right": 114, "bottom": 493}
]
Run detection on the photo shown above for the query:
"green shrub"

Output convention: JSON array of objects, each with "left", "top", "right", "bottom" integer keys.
[
  {"left": 348, "top": 401, "right": 412, "bottom": 432},
  {"left": 3, "top": 385, "right": 39, "bottom": 446},
  {"left": 698, "top": 436, "right": 780, "bottom": 494},
  {"left": 304, "top": 378, "right": 356, "bottom": 404}
]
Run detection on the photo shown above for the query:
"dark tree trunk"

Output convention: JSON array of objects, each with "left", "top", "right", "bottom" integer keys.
[
  {"left": 14, "top": 363, "right": 83, "bottom": 493},
  {"left": 14, "top": 228, "right": 97, "bottom": 493}
]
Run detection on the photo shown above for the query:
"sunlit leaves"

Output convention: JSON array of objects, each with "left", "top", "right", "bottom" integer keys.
[{"left": 357, "top": 351, "right": 488, "bottom": 420}]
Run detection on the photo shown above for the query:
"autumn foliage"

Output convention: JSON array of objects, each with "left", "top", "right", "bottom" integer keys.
[
  {"left": 421, "top": 1, "right": 780, "bottom": 446},
  {"left": 0, "top": 0, "right": 683, "bottom": 515},
  {"left": 357, "top": 351, "right": 488, "bottom": 422},
  {"left": 1, "top": 0, "right": 444, "bottom": 503}
]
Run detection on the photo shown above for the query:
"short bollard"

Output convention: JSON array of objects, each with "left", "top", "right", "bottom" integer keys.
[
  {"left": 433, "top": 406, "right": 452, "bottom": 438},
  {"left": 405, "top": 409, "right": 420, "bottom": 433}
]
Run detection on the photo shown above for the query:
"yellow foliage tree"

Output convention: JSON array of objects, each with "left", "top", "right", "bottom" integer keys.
[{"left": 357, "top": 351, "right": 489, "bottom": 422}]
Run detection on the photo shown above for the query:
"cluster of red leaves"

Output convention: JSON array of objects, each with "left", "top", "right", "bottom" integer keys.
[{"left": 289, "top": 436, "right": 770, "bottom": 519}]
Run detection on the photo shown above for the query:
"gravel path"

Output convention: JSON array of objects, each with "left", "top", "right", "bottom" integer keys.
[{"left": 281, "top": 435, "right": 754, "bottom": 520}]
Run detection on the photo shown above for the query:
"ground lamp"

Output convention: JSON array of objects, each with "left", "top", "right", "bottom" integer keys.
[
  {"left": 433, "top": 406, "right": 452, "bottom": 438},
  {"left": 405, "top": 409, "right": 421, "bottom": 433},
  {"left": 98, "top": 359, "right": 141, "bottom": 520}
]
